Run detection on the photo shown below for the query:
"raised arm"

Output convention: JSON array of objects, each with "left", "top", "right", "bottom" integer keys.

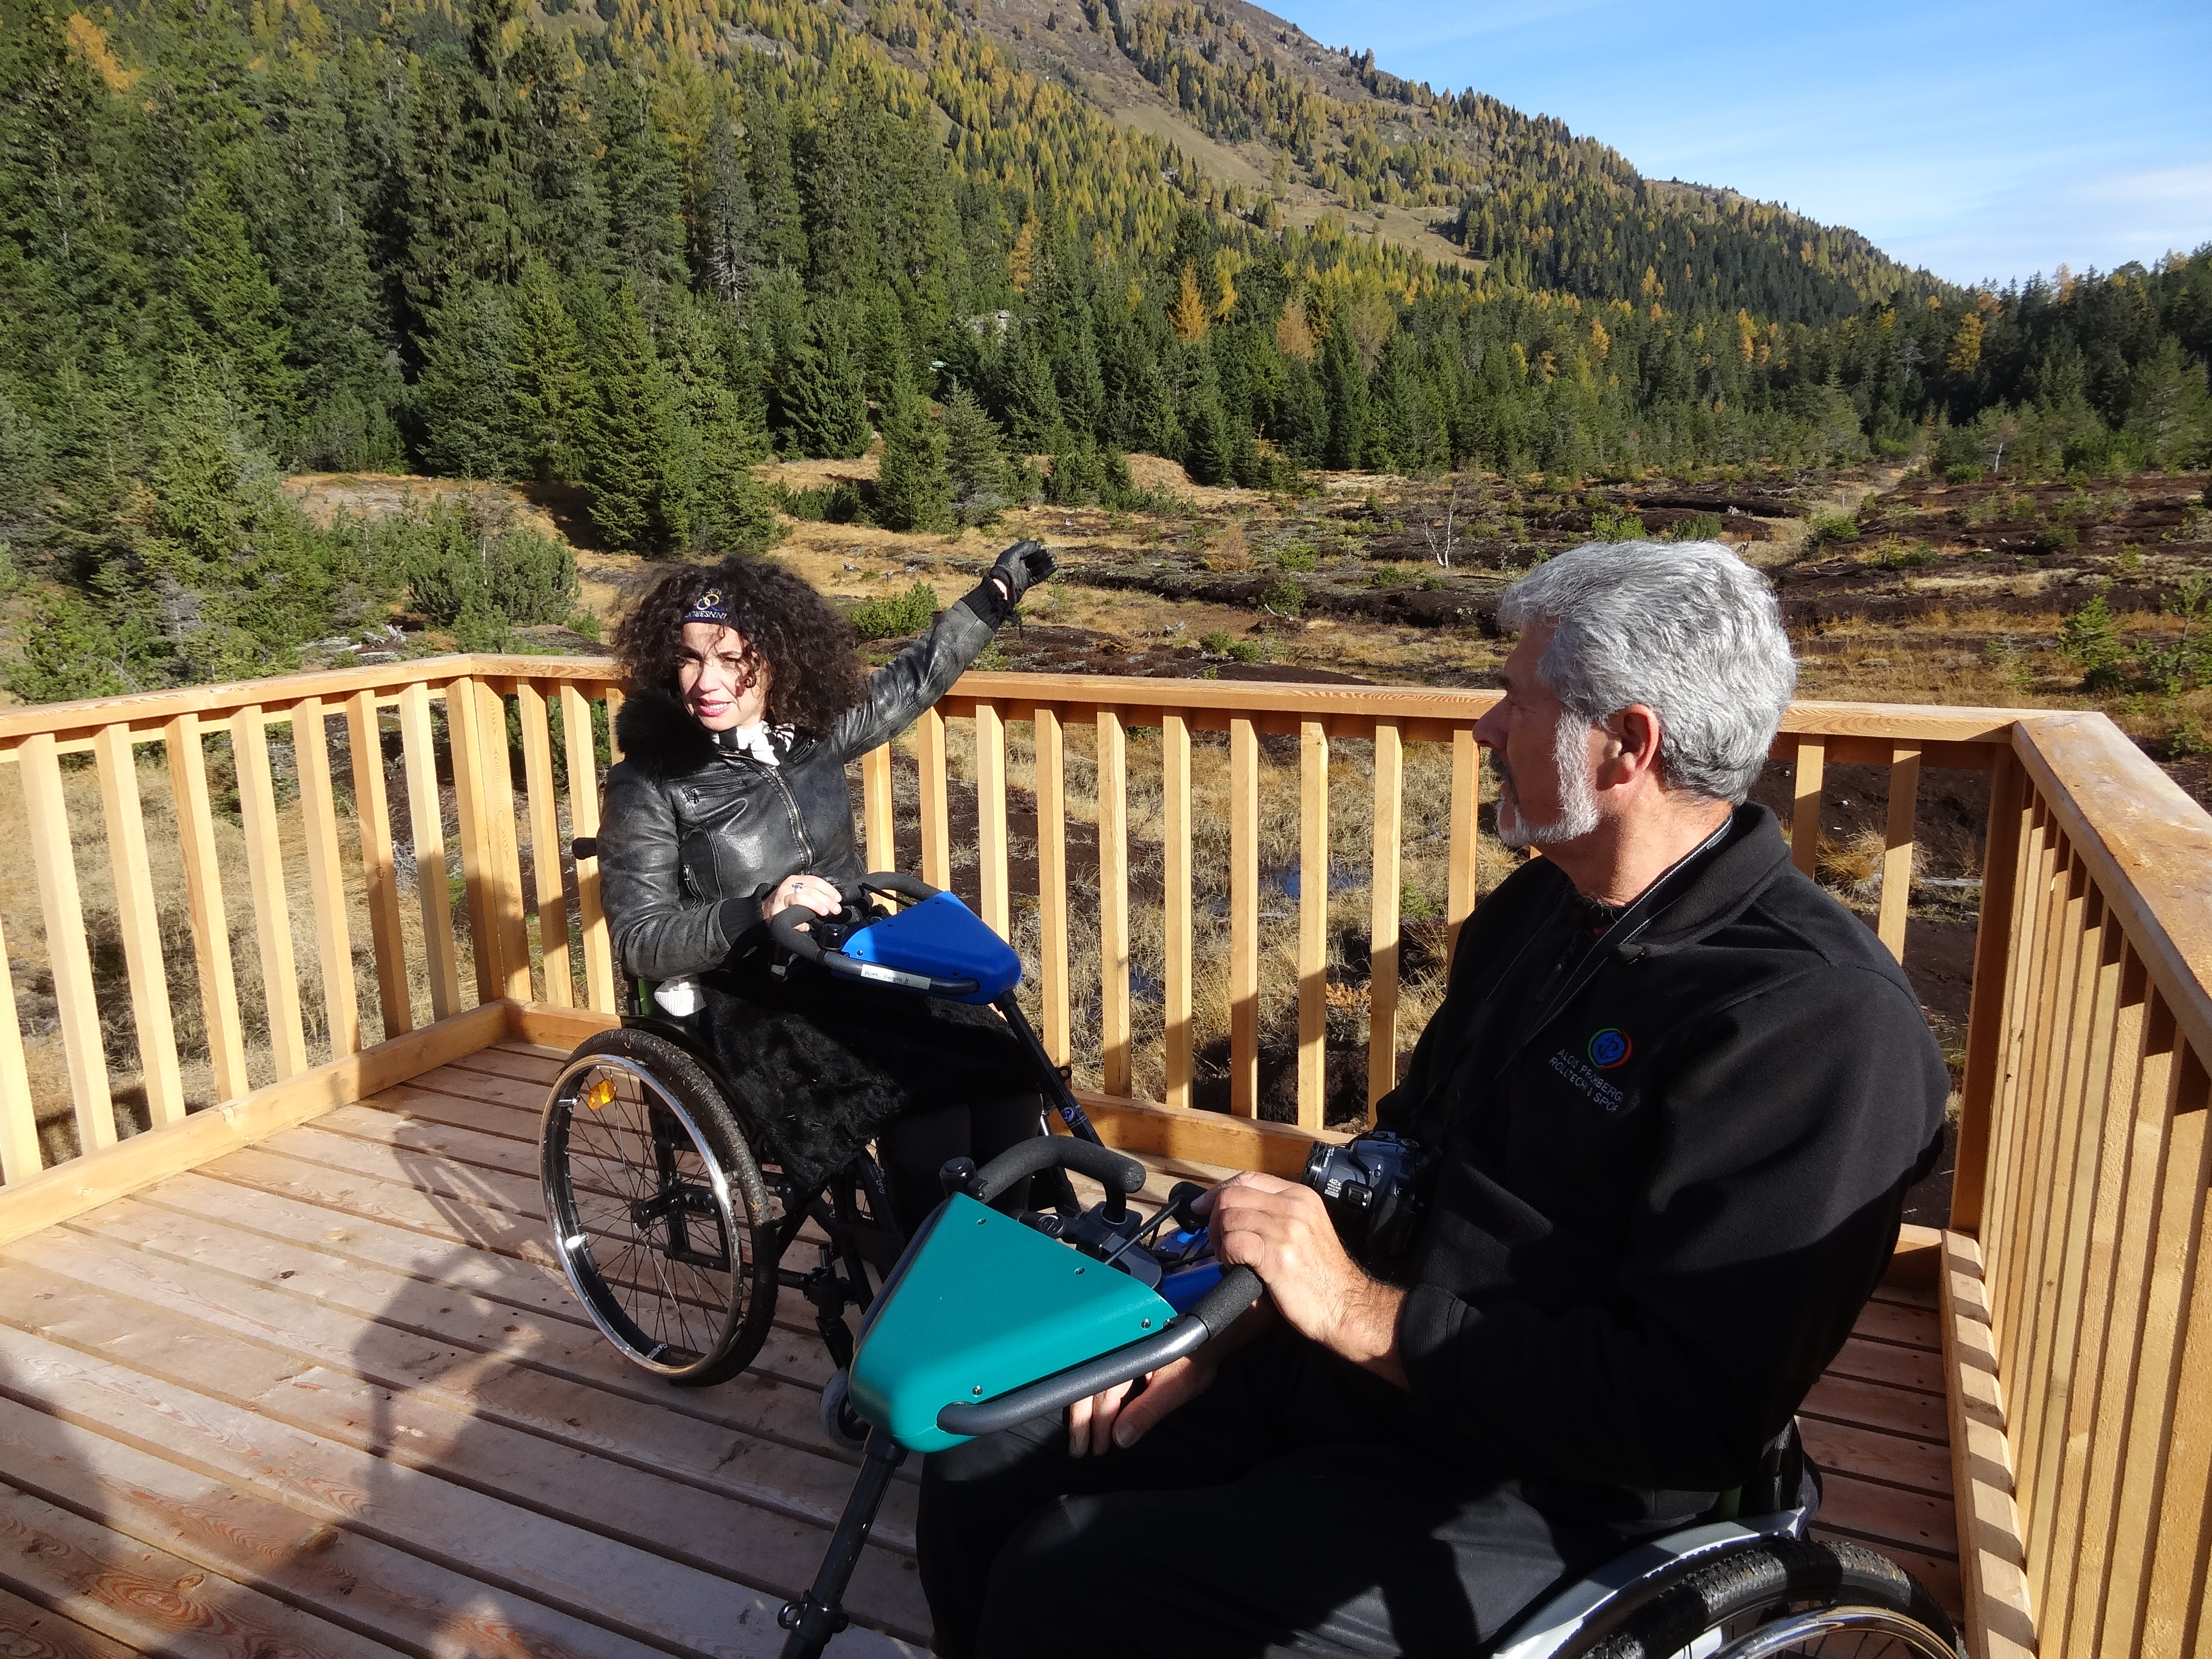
[{"left": 829, "top": 541, "right": 1054, "bottom": 761}]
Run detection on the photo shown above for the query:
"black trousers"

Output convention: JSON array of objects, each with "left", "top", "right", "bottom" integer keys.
[
  {"left": 874, "top": 1093, "right": 1042, "bottom": 1238},
  {"left": 917, "top": 1327, "right": 1617, "bottom": 1658}
]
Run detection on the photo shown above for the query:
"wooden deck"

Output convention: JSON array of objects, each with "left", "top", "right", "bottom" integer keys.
[{"left": 0, "top": 1039, "right": 1962, "bottom": 1657}]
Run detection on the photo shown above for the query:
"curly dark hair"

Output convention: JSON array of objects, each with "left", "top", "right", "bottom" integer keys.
[{"left": 612, "top": 558, "right": 865, "bottom": 735}]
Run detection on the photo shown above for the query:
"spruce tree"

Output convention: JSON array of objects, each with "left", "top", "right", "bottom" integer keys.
[
  {"left": 875, "top": 369, "right": 950, "bottom": 532},
  {"left": 414, "top": 284, "right": 521, "bottom": 479},
  {"left": 508, "top": 257, "right": 592, "bottom": 483},
  {"left": 696, "top": 101, "right": 757, "bottom": 303},
  {"left": 1319, "top": 302, "right": 1369, "bottom": 470},
  {"left": 178, "top": 173, "right": 300, "bottom": 424},
  {"left": 661, "top": 296, "right": 777, "bottom": 554},
  {"left": 779, "top": 326, "right": 871, "bottom": 459},
  {"left": 581, "top": 282, "right": 684, "bottom": 552},
  {"left": 597, "top": 70, "right": 686, "bottom": 295},
  {"left": 746, "top": 99, "right": 808, "bottom": 272},
  {"left": 942, "top": 383, "right": 1007, "bottom": 508}
]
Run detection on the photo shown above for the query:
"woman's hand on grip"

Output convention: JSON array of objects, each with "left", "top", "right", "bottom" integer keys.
[{"left": 762, "top": 872, "right": 843, "bottom": 922}]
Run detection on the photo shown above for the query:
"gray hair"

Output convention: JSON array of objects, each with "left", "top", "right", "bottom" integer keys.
[{"left": 1496, "top": 540, "right": 1797, "bottom": 803}]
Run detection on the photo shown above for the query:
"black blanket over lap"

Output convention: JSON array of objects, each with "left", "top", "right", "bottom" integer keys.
[{"left": 698, "top": 967, "right": 1034, "bottom": 1191}]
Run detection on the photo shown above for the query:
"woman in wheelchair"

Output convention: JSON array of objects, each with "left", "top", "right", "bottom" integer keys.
[{"left": 595, "top": 545, "right": 1056, "bottom": 1242}]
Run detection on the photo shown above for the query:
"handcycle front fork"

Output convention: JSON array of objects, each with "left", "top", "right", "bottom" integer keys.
[{"left": 779, "top": 1426, "right": 905, "bottom": 1659}]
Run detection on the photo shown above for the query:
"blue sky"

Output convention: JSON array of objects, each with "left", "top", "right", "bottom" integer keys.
[{"left": 1267, "top": 0, "right": 2210, "bottom": 289}]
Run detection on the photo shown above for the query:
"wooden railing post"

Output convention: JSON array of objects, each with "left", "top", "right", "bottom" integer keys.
[
  {"left": 861, "top": 745, "right": 896, "bottom": 874},
  {"left": 516, "top": 683, "right": 571, "bottom": 1008},
  {"left": 560, "top": 685, "right": 615, "bottom": 1015},
  {"left": 1370, "top": 720, "right": 1403, "bottom": 1118},
  {"left": 1296, "top": 721, "right": 1329, "bottom": 1131},
  {"left": 1955, "top": 744, "right": 2026, "bottom": 1233},
  {"left": 399, "top": 680, "right": 461, "bottom": 1020},
  {"left": 232, "top": 707, "right": 308, "bottom": 1081},
  {"left": 165, "top": 712, "right": 249, "bottom": 1099},
  {"left": 1791, "top": 736, "right": 1826, "bottom": 879},
  {"left": 1033, "top": 709, "right": 1070, "bottom": 1068},
  {"left": 0, "top": 907, "right": 36, "bottom": 1182},
  {"left": 1879, "top": 742, "right": 1921, "bottom": 962},
  {"left": 92, "top": 724, "right": 184, "bottom": 1127},
  {"left": 1229, "top": 716, "right": 1259, "bottom": 1116},
  {"left": 21, "top": 732, "right": 111, "bottom": 1153},
  {"left": 916, "top": 706, "right": 950, "bottom": 890},
  {"left": 1161, "top": 711, "right": 1191, "bottom": 1110},
  {"left": 292, "top": 697, "right": 361, "bottom": 1059},
  {"left": 1096, "top": 709, "right": 1130, "bottom": 1099},
  {"left": 976, "top": 702, "right": 1010, "bottom": 940},
  {"left": 1445, "top": 727, "right": 1476, "bottom": 961},
  {"left": 347, "top": 689, "right": 412, "bottom": 1039}
]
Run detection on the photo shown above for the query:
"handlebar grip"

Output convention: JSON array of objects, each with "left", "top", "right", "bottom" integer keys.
[
  {"left": 768, "top": 907, "right": 830, "bottom": 964},
  {"left": 1180, "top": 1264, "right": 1262, "bottom": 1340},
  {"left": 931, "top": 1263, "right": 1265, "bottom": 1438},
  {"left": 966, "top": 1136, "right": 1145, "bottom": 1209},
  {"left": 860, "top": 871, "right": 942, "bottom": 903}
]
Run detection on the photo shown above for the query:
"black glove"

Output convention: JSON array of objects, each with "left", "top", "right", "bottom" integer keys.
[{"left": 988, "top": 539, "right": 1056, "bottom": 603}]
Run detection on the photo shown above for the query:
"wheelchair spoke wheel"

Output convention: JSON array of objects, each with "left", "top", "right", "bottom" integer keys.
[
  {"left": 1580, "top": 1538, "right": 1963, "bottom": 1659},
  {"left": 541, "top": 1028, "right": 777, "bottom": 1386}
]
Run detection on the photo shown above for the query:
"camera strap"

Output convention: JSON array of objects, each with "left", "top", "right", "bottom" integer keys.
[{"left": 1450, "top": 812, "right": 1739, "bottom": 1099}]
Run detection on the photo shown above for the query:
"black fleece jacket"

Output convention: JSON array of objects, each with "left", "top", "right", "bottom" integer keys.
[{"left": 1374, "top": 804, "right": 1947, "bottom": 1520}]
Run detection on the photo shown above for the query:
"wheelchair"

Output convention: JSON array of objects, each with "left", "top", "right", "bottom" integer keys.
[
  {"left": 537, "top": 869, "right": 1102, "bottom": 1439},
  {"left": 1482, "top": 1426, "right": 1964, "bottom": 1658}
]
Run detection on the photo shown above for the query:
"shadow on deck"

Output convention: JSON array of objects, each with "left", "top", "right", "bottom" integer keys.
[{"left": 0, "top": 1037, "right": 1960, "bottom": 1657}]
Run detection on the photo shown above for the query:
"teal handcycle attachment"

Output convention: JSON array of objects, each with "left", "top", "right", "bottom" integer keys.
[{"left": 774, "top": 1118, "right": 1259, "bottom": 1658}]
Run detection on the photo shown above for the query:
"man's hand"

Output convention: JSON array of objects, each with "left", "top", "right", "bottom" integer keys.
[
  {"left": 1065, "top": 1350, "right": 1219, "bottom": 1458},
  {"left": 1199, "top": 1172, "right": 1409, "bottom": 1388}
]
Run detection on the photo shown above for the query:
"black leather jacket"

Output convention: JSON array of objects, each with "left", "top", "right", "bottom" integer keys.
[{"left": 600, "top": 586, "right": 1005, "bottom": 981}]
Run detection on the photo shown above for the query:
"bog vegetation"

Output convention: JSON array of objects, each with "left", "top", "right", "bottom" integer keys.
[{"left": 0, "top": 0, "right": 2208, "bottom": 699}]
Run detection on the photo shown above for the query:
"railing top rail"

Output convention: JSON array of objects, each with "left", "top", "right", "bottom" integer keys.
[
  {"left": 2013, "top": 710, "right": 2212, "bottom": 1064},
  {"left": 947, "top": 672, "right": 2039, "bottom": 744},
  {"left": 0, "top": 655, "right": 2043, "bottom": 748},
  {"left": 0, "top": 653, "right": 622, "bottom": 746}
]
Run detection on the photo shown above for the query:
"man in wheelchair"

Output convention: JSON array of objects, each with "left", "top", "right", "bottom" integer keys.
[{"left": 917, "top": 540, "right": 1952, "bottom": 1657}]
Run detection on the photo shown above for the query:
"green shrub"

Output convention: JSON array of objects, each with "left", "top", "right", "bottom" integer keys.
[
  {"left": 850, "top": 580, "right": 939, "bottom": 640},
  {"left": 2059, "top": 592, "right": 2125, "bottom": 686},
  {"left": 1589, "top": 505, "right": 1646, "bottom": 541},
  {"left": 777, "top": 481, "right": 866, "bottom": 523},
  {"left": 1274, "top": 543, "right": 1317, "bottom": 572},
  {"left": 395, "top": 502, "right": 578, "bottom": 629},
  {"left": 1666, "top": 511, "right": 1724, "bottom": 541},
  {"left": 1198, "top": 629, "right": 1236, "bottom": 657},
  {"left": 1806, "top": 509, "right": 1860, "bottom": 547},
  {"left": 1258, "top": 577, "right": 1305, "bottom": 615}
]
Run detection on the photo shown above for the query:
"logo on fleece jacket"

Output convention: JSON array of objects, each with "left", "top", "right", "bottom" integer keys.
[{"left": 1548, "top": 1028, "right": 1634, "bottom": 1111}]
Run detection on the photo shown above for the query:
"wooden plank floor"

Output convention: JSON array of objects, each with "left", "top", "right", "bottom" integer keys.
[{"left": 0, "top": 1040, "right": 1962, "bottom": 1655}]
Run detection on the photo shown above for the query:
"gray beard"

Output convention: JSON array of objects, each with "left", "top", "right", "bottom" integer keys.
[{"left": 1495, "top": 715, "right": 1602, "bottom": 848}]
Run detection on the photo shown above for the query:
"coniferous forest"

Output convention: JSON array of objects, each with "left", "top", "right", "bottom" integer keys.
[{"left": 1, "top": 0, "right": 2209, "bottom": 699}]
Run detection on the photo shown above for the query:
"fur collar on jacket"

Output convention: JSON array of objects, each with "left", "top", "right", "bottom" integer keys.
[
  {"left": 614, "top": 686, "right": 813, "bottom": 781},
  {"left": 611, "top": 686, "right": 723, "bottom": 782}
]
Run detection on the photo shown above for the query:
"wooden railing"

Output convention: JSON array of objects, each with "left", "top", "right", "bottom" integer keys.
[
  {"left": 1939, "top": 715, "right": 2212, "bottom": 1659},
  {"left": 2, "top": 654, "right": 2210, "bottom": 1659}
]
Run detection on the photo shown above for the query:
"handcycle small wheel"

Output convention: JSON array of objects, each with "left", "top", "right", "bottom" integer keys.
[
  {"left": 1580, "top": 1537, "right": 1963, "bottom": 1659},
  {"left": 817, "top": 1369, "right": 869, "bottom": 1453},
  {"left": 541, "top": 1027, "right": 776, "bottom": 1387}
]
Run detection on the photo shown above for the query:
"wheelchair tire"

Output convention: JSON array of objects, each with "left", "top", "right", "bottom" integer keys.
[
  {"left": 541, "top": 1027, "right": 777, "bottom": 1387},
  {"left": 1579, "top": 1537, "right": 1963, "bottom": 1659}
]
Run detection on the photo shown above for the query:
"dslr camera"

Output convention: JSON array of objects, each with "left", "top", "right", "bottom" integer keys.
[{"left": 1301, "top": 1130, "right": 1431, "bottom": 1260}]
